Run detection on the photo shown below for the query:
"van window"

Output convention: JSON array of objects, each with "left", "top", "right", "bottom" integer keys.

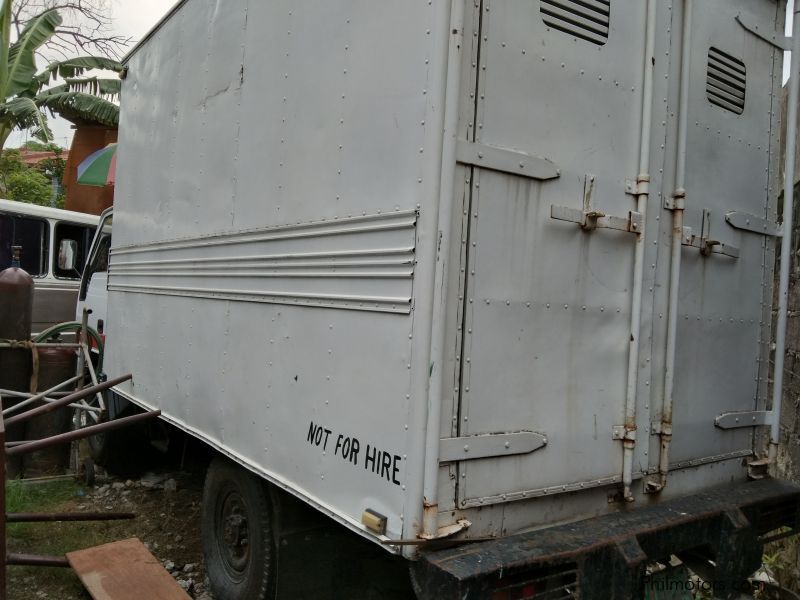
[
  {"left": 53, "top": 222, "right": 96, "bottom": 279},
  {"left": 79, "top": 213, "right": 111, "bottom": 302},
  {"left": 0, "top": 214, "right": 48, "bottom": 276},
  {"left": 78, "top": 232, "right": 111, "bottom": 302}
]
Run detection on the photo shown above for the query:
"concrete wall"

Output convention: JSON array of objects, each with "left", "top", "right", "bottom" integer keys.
[
  {"left": 776, "top": 83, "right": 800, "bottom": 481},
  {"left": 776, "top": 193, "right": 800, "bottom": 481}
]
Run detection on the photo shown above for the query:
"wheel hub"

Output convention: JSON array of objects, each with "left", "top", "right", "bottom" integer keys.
[{"left": 220, "top": 493, "right": 250, "bottom": 573}]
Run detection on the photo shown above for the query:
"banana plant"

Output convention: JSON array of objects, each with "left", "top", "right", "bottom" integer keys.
[{"left": 0, "top": 0, "right": 122, "bottom": 151}]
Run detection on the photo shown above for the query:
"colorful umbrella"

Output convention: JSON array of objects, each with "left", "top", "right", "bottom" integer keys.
[{"left": 77, "top": 143, "right": 117, "bottom": 187}]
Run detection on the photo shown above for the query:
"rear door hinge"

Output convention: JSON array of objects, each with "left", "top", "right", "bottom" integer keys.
[
  {"left": 736, "top": 14, "right": 790, "bottom": 51},
  {"left": 715, "top": 410, "right": 769, "bottom": 430},
  {"left": 625, "top": 176, "right": 649, "bottom": 196},
  {"left": 456, "top": 140, "right": 560, "bottom": 181},
  {"left": 439, "top": 431, "right": 547, "bottom": 463},
  {"left": 725, "top": 211, "right": 782, "bottom": 238},
  {"left": 612, "top": 425, "right": 636, "bottom": 440}
]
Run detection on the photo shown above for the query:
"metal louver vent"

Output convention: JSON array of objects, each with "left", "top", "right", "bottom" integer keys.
[
  {"left": 707, "top": 47, "right": 746, "bottom": 115},
  {"left": 540, "top": 0, "right": 610, "bottom": 46}
]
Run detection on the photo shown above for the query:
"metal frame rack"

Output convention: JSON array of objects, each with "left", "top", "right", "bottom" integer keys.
[{"left": 0, "top": 313, "right": 160, "bottom": 600}]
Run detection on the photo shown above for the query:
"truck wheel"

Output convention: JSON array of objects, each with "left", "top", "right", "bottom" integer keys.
[
  {"left": 84, "top": 420, "right": 140, "bottom": 476},
  {"left": 82, "top": 405, "right": 164, "bottom": 477},
  {"left": 81, "top": 409, "right": 140, "bottom": 476},
  {"left": 202, "top": 457, "right": 274, "bottom": 600}
]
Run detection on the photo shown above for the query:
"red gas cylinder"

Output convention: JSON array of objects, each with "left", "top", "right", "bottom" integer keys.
[
  {"left": 0, "top": 246, "right": 34, "bottom": 341},
  {"left": 0, "top": 246, "right": 35, "bottom": 477},
  {"left": 23, "top": 346, "right": 76, "bottom": 476}
]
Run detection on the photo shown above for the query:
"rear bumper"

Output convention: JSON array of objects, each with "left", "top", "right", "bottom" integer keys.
[{"left": 412, "top": 478, "right": 800, "bottom": 600}]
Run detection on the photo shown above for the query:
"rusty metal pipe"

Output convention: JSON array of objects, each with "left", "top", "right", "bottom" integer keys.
[
  {"left": 6, "top": 554, "right": 70, "bottom": 568},
  {"left": 6, "top": 409, "right": 160, "bottom": 456},
  {"left": 622, "top": 0, "right": 657, "bottom": 503},
  {"left": 655, "top": 0, "right": 693, "bottom": 493},
  {"left": 3, "top": 373, "right": 131, "bottom": 428},
  {"left": 0, "top": 390, "right": 71, "bottom": 398},
  {"left": 7, "top": 512, "right": 135, "bottom": 523},
  {"left": 1, "top": 375, "right": 82, "bottom": 416}
]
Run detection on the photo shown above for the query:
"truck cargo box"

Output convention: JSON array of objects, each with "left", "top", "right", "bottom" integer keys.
[{"left": 96, "top": 0, "right": 795, "bottom": 591}]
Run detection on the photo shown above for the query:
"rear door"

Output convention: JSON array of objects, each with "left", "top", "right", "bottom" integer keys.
[
  {"left": 454, "top": 0, "right": 650, "bottom": 507},
  {"left": 662, "top": 0, "right": 782, "bottom": 469}
]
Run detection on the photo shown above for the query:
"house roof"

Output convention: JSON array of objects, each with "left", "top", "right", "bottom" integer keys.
[{"left": 18, "top": 149, "right": 69, "bottom": 166}]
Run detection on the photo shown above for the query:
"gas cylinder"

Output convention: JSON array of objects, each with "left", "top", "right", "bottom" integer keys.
[
  {"left": 0, "top": 245, "right": 34, "bottom": 341},
  {"left": 23, "top": 346, "right": 76, "bottom": 476},
  {"left": 0, "top": 246, "right": 35, "bottom": 477}
]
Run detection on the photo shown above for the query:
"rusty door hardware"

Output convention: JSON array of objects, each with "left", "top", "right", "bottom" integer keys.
[{"left": 550, "top": 175, "right": 643, "bottom": 234}]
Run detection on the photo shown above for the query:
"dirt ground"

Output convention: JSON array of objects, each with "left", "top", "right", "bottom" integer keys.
[
  {"left": 7, "top": 464, "right": 213, "bottom": 600},
  {"left": 7, "top": 454, "right": 800, "bottom": 600},
  {"left": 5, "top": 434, "right": 415, "bottom": 600}
]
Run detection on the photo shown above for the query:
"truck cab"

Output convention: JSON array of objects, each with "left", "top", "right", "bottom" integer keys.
[{"left": 76, "top": 207, "right": 112, "bottom": 335}]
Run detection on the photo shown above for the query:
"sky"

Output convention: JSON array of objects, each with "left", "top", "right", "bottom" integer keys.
[
  {"left": 9, "top": 0, "right": 174, "bottom": 149},
  {"left": 787, "top": 0, "right": 795, "bottom": 83}
]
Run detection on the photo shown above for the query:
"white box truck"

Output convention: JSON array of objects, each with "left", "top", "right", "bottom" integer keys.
[{"left": 79, "top": 0, "right": 800, "bottom": 598}]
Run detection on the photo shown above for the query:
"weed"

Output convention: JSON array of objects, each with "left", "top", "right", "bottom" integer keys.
[
  {"left": 5, "top": 479, "right": 98, "bottom": 597},
  {"left": 764, "top": 532, "right": 800, "bottom": 592},
  {"left": 7, "top": 479, "right": 81, "bottom": 539}
]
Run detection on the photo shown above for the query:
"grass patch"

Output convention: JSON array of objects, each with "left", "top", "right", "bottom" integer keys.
[
  {"left": 6, "top": 479, "right": 77, "bottom": 512},
  {"left": 7, "top": 479, "right": 82, "bottom": 544},
  {"left": 764, "top": 533, "right": 800, "bottom": 593},
  {"left": 6, "top": 479, "right": 102, "bottom": 599}
]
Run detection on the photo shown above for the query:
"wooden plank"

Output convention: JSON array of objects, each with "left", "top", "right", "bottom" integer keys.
[{"left": 67, "top": 538, "right": 190, "bottom": 600}]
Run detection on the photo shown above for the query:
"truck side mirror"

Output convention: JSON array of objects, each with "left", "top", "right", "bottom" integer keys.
[{"left": 58, "top": 239, "right": 78, "bottom": 271}]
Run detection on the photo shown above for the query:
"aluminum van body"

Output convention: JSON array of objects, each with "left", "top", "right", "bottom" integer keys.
[{"left": 92, "top": 0, "right": 800, "bottom": 596}]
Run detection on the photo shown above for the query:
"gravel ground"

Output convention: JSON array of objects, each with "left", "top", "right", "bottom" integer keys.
[
  {"left": 6, "top": 439, "right": 414, "bottom": 600},
  {"left": 81, "top": 471, "right": 212, "bottom": 599},
  {"left": 8, "top": 460, "right": 214, "bottom": 600}
]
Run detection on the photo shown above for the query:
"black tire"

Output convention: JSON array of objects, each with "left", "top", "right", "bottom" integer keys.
[
  {"left": 81, "top": 457, "right": 96, "bottom": 487},
  {"left": 86, "top": 426, "right": 109, "bottom": 463},
  {"left": 84, "top": 419, "right": 143, "bottom": 476},
  {"left": 82, "top": 407, "right": 163, "bottom": 477},
  {"left": 202, "top": 457, "right": 274, "bottom": 600}
]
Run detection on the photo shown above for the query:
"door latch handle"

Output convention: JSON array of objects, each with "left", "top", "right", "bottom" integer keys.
[
  {"left": 681, "top": 227, "right": 739, "bottom": 259},
  {"left": 550, "top": 174, "right": 642, "bottom": 234},
  {"left": 550, "top": 205, "right": 642, "bottom": 233}
]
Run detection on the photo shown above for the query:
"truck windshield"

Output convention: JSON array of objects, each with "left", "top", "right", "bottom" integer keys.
[{"left": 79, "top": 212, "right": 112, "bottom": 301}]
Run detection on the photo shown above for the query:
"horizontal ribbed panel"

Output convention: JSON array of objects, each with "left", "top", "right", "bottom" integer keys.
[{"left": 108, "top": 210, "right": 417, "bottom": 314}]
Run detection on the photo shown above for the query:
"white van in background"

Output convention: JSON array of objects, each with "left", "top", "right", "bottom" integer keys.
[
  {"left": 0, "top": 198, "right": 97, "bottom": 335},
  {"left": 76, "top": 207, "right": 111, "bottom": 334}
]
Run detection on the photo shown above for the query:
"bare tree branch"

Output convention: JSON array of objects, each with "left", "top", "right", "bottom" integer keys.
[{"left": 12, "top": 0, "right": 130, "bottom": 59}]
